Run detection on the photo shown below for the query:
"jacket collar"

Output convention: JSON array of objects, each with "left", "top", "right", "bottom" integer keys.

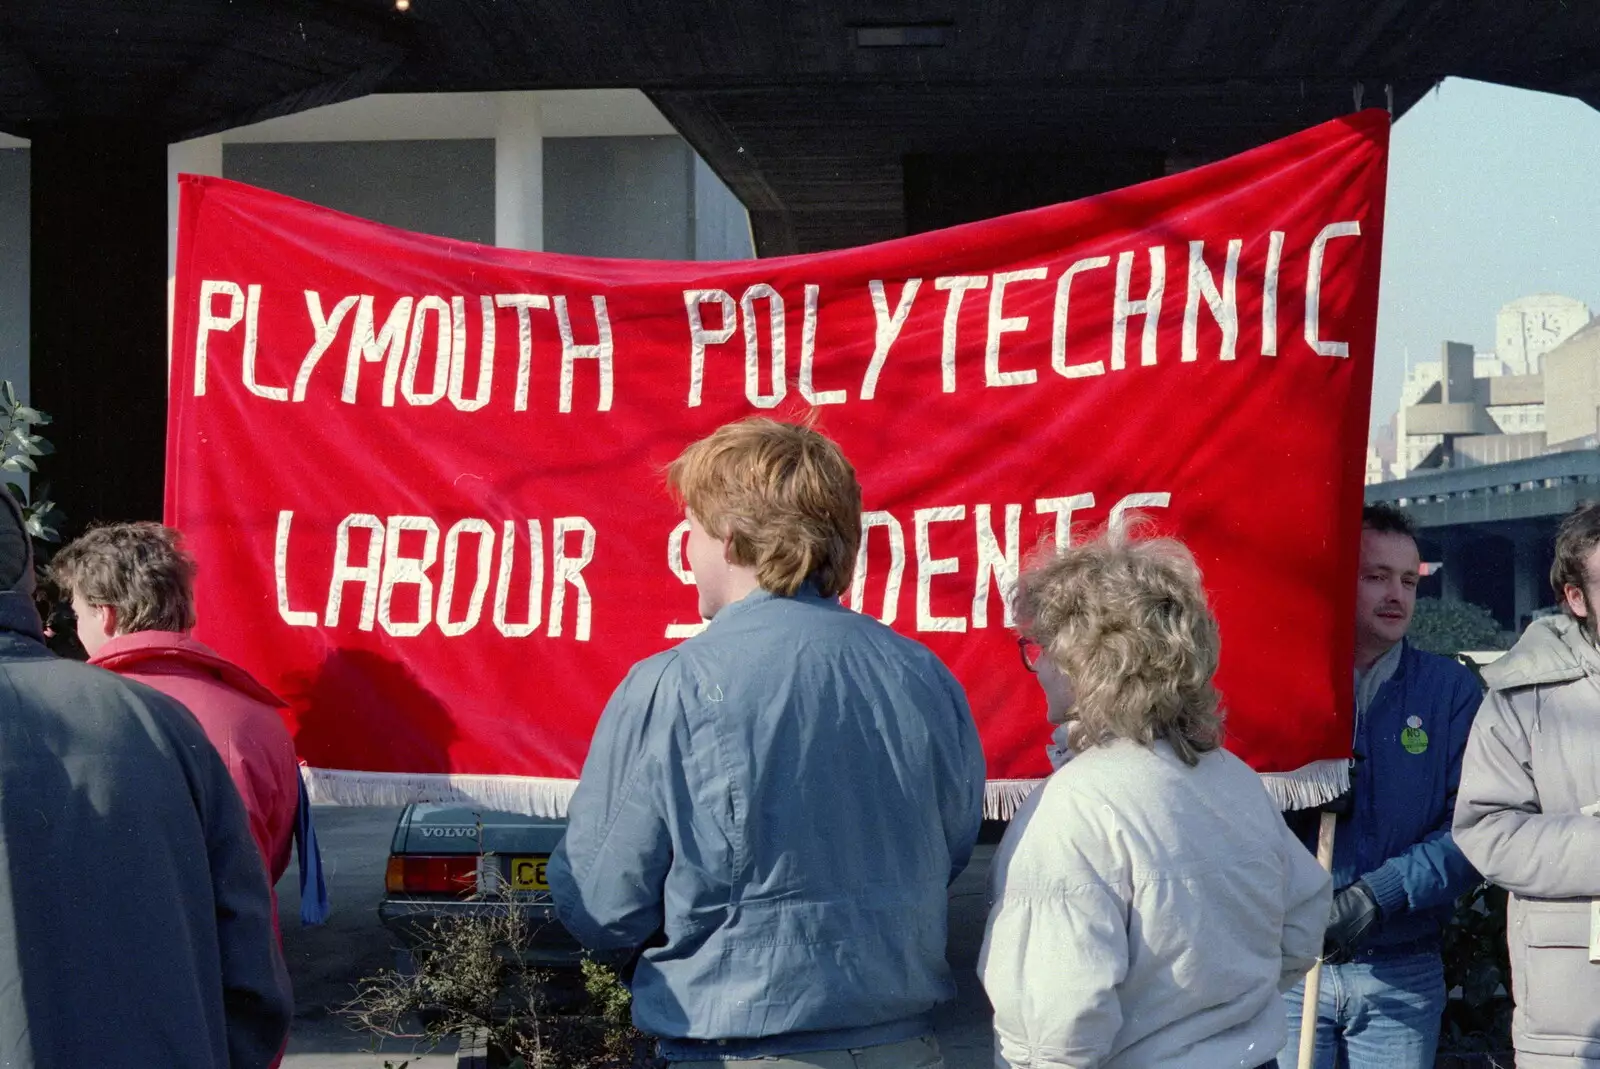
[
  {"left": 1356, "top": 639, "right": 1405, "bottom": 716},
  {"left": 1392, "top": 637, "right": 1418, "bottom": 681},
  {"left": 89, "top": 630, "right": 286, "bottom": 706},
  {"left": 90, "top": 629, "right": 201, "bottom": 664},
  {"left": 1482, "top": 614, "right": 1596, "bottom": 691},
  {"left": 707, "top": 581, "right": 831, "bottom": 627}
]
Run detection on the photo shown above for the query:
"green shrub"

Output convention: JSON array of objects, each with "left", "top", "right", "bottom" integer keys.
[
  {"left": 1440, "top": 883, "right": 1513, "bottom": 1056},
  {"left": 342, "top": 883, "right": 657, "bottom": 1069},
  {"left": 1397, "top": 600, "right": 1513, "bottom": 1053},
  {"left": 1407, "top": 598, "right": 1508, "bottom": 656},
  {"left": 0, "top": 380, "right": 61, "bottom": 546}
]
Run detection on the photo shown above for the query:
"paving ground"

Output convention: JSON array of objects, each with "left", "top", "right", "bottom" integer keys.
[
  {"left": 277, "top": 806, "right": 458, "bottom": 1068},
  {"left": 940, "top": 844, "right": 998, "bottom": 1069},
  {"left": 277, "top": 806, "right": 995, "bottom": 1069}
]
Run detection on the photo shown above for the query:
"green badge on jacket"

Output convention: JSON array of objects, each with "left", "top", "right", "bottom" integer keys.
[{"left": 1401, "top": 715, "right": 1429, "bottom": 755}]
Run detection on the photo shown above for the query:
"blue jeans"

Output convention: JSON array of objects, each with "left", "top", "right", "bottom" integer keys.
[{"left": 1276, "top": 948, "right": 1446, "bottom": 1069}]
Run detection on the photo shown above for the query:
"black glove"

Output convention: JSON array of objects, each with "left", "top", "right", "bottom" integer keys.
[
  {"left": 1317, "top": 778, "right": 1355, "bottom": 817},
  {"left": 1323, "top": 880, "right": 1380, "bottom": 965}
]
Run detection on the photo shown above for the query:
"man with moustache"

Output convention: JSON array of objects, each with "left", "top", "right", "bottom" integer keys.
[{"left": 1278, "top": 504, "right": 1483, "bottom": 1069}]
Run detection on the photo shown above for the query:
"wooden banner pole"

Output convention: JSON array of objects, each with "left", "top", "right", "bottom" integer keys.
[{"left": 1297, "top": 810, "right": 1338, "bottom": 1069}]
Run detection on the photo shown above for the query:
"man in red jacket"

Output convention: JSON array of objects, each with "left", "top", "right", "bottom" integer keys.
[{"left": 50, "top": 522, "right": 302, "bottom": 914}]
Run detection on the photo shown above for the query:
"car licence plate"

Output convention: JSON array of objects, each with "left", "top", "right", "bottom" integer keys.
[{"left": 510, "top": 855, "right": 550, "bottom": 891}]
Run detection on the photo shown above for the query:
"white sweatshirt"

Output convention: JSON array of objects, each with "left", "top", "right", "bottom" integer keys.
[{"left": 979, "top": 739, "right": 1330, "bottom": 1069}]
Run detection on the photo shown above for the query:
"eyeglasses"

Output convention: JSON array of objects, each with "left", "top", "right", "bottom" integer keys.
[{"left": 1017, "top": 636, "right": 1044, "bottom": 674}]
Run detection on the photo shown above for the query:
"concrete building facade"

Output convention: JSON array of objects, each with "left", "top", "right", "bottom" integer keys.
[
  {"left": 1365, "top": 445, "right": 1387, "bottom": 486},
  {"left": 1390, "top": 295, "right": 1594, "bottom": 478},
  {"left": 1392, "top": 293, "right": 1600, "bottom": 477},
  {"left": 0, "top": 90, "right": 754, "bottom": 437},
  {"left": 1397, "top": 358, "right": 1445, "bottom": 475},
  {"left": 1495, "top": 293, "right": 1591, "bottom": 376},
  {"left": 1542, "top": 320, "right": 1600, "bottom": 448}
]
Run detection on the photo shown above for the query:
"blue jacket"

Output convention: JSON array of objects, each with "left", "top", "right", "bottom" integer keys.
[
  {"left": 1287, "top": 641, "right": 1483, "bottom": 951},
  {"left": 548, "top": 587, "right": 987, "bottom": 1058}
]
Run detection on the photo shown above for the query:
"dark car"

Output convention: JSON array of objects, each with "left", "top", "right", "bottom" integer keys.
[{"left": 379, "top": 803, "right": 591, "bottom": 969}]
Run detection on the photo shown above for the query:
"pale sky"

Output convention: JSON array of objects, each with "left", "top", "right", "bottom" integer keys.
[{"left": 1373, "top": 77, "right": 1600, "bottom": 435}]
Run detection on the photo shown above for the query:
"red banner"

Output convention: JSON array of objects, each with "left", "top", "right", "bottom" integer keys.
[{"left": 168, "top": 111, "right": 1387, "bottom": 815}]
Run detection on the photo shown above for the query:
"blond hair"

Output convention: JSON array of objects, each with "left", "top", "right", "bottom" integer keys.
[
  {"left": 668, "top": 418, "right": 861, "bottom": 598},
  {"left": 50, "top": 522, "right": 197, "bottom": 634},
  {"left": 1014, "top": 522, "right": 1223, "bottom": 766}
]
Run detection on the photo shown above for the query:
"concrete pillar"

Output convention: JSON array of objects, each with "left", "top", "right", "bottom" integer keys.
[
  {"left": 0, "top": 147, "right": 30, "bottom": 407},
  {"left": 1438, "top": 529, "right": 1469, "bottom": 604},
  {"left": 495, "top": 92, "right": 543, "bottom": 251},
  {"left": 31, "top": 122, "right": 168, "bottom": 528},
  {"left": 1512, "top": 529, "right": 1547, "bottom": 632},
  {"left": 168, "top": 136, "right": 223, "bottom": 278},
  {"left": 167, "top": 136, "right": 224, "bottom": 359}
]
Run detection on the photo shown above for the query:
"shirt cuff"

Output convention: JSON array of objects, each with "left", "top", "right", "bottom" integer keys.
[{"left": 1361, "top": 864, "right": 1409, "bottom": 917}]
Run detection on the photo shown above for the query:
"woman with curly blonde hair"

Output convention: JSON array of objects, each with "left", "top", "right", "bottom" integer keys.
[{"left": 978, "top": 522, "right": 1331, "bottom": 1069}]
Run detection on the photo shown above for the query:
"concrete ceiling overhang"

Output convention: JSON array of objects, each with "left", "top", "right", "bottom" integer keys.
[{"left": 5, "top": 1, "right": 1600, "bottom": 252}]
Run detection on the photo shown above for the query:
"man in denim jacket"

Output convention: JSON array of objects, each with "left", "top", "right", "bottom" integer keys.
[
  {"left": 550, "top": 418, "right": 986, "bottom": 1069},
  {"left": 1278, "top": 503, "right": 1483, "bottom": 1068}
]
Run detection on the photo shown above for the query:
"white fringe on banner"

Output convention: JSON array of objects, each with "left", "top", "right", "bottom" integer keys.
[
  {"left": 984, "top": 779, "right": 1044, "bottom": 820},
  {"left": 306, "top": 766, "right": 1050, "bottom": 823},
  {"left": 301, "top": 766, "right": 575, "bottom": 819},
  {"left": 304, "top": 764, "right": 1346, "bottom": 821},
  {"left": 1259, "top": 758, "right": 1350, "bottom": 812}
]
